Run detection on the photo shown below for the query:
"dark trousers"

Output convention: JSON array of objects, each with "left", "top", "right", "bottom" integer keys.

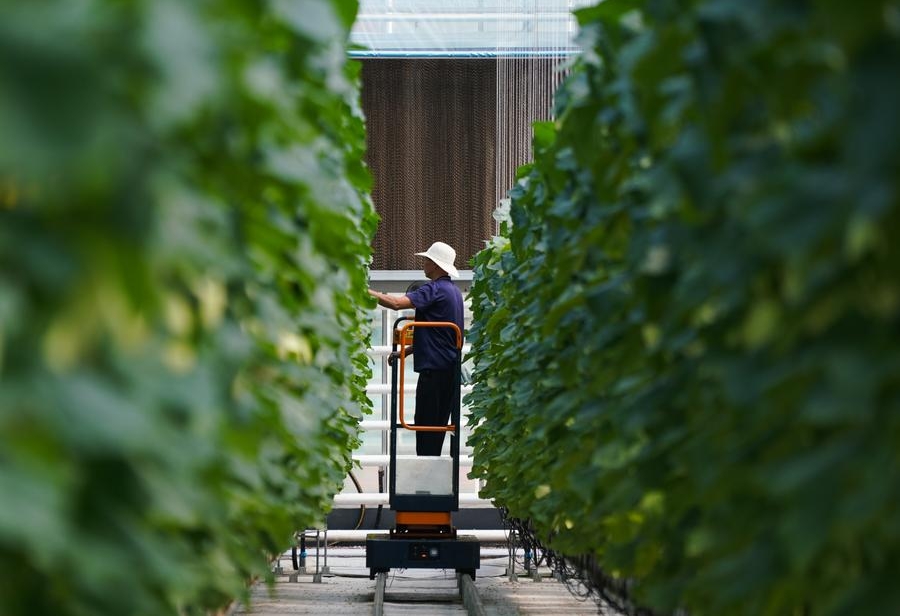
[{"left": 414, "top": 368, "right": 459, "bottom": 456}]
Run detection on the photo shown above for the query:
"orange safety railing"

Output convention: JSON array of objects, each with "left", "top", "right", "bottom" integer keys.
[{"left": 397, "top": 321, "right": 462, "bottom": 432}]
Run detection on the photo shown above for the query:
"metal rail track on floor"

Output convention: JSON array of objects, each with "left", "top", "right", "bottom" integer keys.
[{"left": 372, "top": 571, "right": 486, "bottom": 616}]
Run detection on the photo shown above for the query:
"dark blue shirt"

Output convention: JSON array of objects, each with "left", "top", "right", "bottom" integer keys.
[{"left": 406, "top": 276, "right": 464, "bottom": 371}]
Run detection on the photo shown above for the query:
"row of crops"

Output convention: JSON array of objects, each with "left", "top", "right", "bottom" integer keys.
[
  {"left": 0, "top": 1, "right": 376, "bottom": 614},
  {"left": 468, "top": 1, "right": 900, "bottom": 615}
]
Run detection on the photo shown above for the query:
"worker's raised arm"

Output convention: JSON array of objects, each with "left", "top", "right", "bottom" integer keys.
[{"left": 368, "top": 288, "right": 414, "bottom": 311}]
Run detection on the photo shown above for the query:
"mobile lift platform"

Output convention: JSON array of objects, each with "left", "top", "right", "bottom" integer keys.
[{"left": 366, "top": 318, "right": 480, "bottom": 579}]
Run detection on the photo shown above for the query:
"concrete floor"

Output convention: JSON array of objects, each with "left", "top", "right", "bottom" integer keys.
[{"left": 234, "top": 546, "right": 623, "bottom": 615}]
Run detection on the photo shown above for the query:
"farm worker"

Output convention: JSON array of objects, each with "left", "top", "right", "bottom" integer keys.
[{"left": 368, "top": 242, "right": 464, "bottom": 455}]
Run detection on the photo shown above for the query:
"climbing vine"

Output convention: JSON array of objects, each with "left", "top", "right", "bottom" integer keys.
[
  {"left": 0, "top": 1, "right": 376, "bottom": 614},
  {"left": 468, "top": 1, "right": 900, "bottom": 614}
]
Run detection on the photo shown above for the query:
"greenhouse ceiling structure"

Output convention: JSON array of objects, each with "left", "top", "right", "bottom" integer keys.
[{"left": 350, "top": 0, "right": 594, "bottom": 57}]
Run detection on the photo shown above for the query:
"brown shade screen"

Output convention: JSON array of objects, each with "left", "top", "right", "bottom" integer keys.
[
  {"left": 361, "top": 57, "right": 563, "bottom": 271},
  {"left": 362, "top": 59, "right": 496, "bottom": 271}
]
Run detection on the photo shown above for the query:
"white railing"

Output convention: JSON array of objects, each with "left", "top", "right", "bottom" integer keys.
[
  {"left": 325, "top": 529, "right": 508, "bottom": 542},
  {"left": 334, "top": 492, "right": 489, "bottom": 508},
  {"left": 354, "top": 454, "right": 474, "bottom": 467},
  {"left": 366, "top": 383, "right": 474, "bottom": 395}
]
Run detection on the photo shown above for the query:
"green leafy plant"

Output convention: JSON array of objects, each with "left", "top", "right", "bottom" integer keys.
[
  {"left": 0, "top": 1, "right": 376, "bottom": 614},
  {"left": 468, "top": 1, "right": 900, "bottom": 614}
]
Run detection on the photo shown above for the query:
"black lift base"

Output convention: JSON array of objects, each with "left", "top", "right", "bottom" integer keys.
[{"left": 366, "top": 534, "right": 480, "bottom": 580}]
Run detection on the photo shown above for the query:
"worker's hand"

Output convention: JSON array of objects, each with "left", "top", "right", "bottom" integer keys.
[{"left": 387, "top": 351, "right": 400, "bottom": 367}]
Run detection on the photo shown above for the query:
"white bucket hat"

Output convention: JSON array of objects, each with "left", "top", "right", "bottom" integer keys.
[{"left": 415, "top": 241, "right": 459, "bottom": 278}]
